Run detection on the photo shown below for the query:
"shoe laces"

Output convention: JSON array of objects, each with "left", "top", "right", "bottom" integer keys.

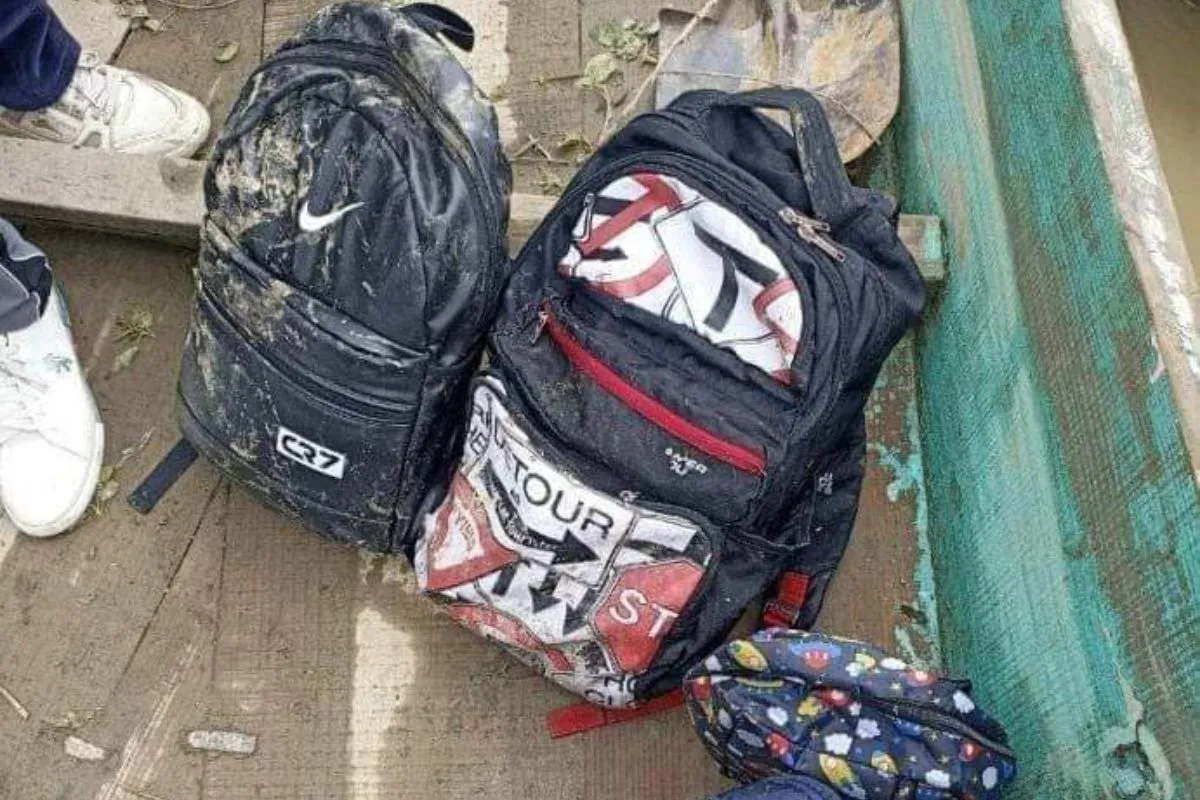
[
  {"left": 0, "top": 336, "right": 49, "bottom": 437},
  {"left": 62, "top": 52, "right": 121, "bottom": 148}
]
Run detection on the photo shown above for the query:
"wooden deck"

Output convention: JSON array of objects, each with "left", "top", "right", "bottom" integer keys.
[{"left": 0, "top": 2, "right": 934, "bottom": 799}]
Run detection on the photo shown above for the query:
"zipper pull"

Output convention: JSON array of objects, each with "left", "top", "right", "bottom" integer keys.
[
  {"left": 530, "top": 310, "right": 549, "bottom": 344},
  {"left": 779, "top": 207, "right": 846, "bottom": 263}
]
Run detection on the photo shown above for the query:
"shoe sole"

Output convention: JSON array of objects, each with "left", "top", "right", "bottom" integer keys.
[{"left": 13, "top": 421, "right": 106, "bottom": 538}]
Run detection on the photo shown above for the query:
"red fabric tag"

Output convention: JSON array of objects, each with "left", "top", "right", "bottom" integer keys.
[
  {"left": 761, "top": 571, "right": 811, "bottom": 629},
  {"left": 545, "top": 690, "right": 685, "bottom": 738}
]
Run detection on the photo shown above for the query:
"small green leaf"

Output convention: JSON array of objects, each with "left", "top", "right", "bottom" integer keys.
[
  {"left": 115, "top": 306, "right": 155, "bottom": 343},
  {"left": 578, "top": 52, "right": 620, "bottom": 89},
  {"left": 214, "top": 41, "right": 240, "bottom": 64}
]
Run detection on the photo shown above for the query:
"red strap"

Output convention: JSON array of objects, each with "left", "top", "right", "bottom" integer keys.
[
  {"left": 761, "top": 571, "right": 811, "bottom": 629},
  {"left": 545, "top": 690, "right": 685, "bottom": 738}
]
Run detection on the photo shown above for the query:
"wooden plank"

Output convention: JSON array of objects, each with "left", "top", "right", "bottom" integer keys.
[
  {"left": 0, "top": 140, "right": 945, "bottom": 281},
  {"left": 262, "top": 0, "right": 326, "bottom": 54},
  {"left": 199, "top": 490, "right": 730, "bottom": 800},
  {"left": 895, "top": 0, "right": 1200, "bottom": 795},
  {"left": 0, "top": 140, "right": 202, "bottom": 245},
  {"left": 117, "top": 0, "right": 269, "bottom": 155},
  {"left": 48, "top": 0, "right": 128, "bottom": 63},
  {"left": 0, "top": 228, "right": 221, "bottom": 800}
]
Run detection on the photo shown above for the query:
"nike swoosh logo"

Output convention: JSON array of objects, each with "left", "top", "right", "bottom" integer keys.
[{"left": 298, "top": 201, "right": 364, "bottom": 233}]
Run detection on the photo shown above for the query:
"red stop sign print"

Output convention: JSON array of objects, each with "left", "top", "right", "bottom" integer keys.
[
  {"left": 424, "top": 474, "right": 517, "bottom": 591},
  {"left": 593, "top": 560, "right": 704, "bottom": 673}
]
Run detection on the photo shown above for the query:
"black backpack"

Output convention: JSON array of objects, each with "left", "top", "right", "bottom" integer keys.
[
  {"left": 414, "top": 89, "right": 924, "bottom": 707},
  {"left": 134, "top": 2, "right": 511, "bottom": 552}
]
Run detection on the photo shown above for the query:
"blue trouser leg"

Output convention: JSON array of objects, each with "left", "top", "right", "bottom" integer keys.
[
  {"left": 0, "top": 0, "right": 80, "bottom": 111},
  {"left": 0, "top": 218, "right": 51, "bottom": 334}
]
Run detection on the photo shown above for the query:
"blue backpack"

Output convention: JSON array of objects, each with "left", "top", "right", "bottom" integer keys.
[
  {"left": 711, "top": 776, "right": 842, "bottom": 800},
  {"left": 685, "top": 630, "right": 1017, "bottom": 799}
]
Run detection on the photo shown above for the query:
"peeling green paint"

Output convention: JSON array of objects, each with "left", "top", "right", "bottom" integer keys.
[
  {"left": 865, "top": 341, "right": 942, "bottom": 670},
  {"left": 891, "top": 0, "right": 1199, "bottom": 796}
]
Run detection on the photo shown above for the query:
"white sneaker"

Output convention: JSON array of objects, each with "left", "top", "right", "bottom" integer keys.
[
  {"left": 0, "top": 288, "right": 104, "bottom": 537},
  {"left": 0, "top": 51, "right": 210, "bottom": 158}
]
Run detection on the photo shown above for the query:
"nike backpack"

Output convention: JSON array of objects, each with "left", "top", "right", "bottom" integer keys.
[
  {"left": 685, "top": 630, "right": 1017, "bottom": 797},
  {"left": 145, "top": 2, "right": 510, "bottom": 551},
  {"left": 413, "top": 89, "right": 925, "bottom": 707}
]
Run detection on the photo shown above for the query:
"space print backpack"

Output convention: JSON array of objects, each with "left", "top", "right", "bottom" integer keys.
[
  {"left": 133, "top": 3, "right": 511, "bottom": 551},
  {"left": 414, "top": 89, "right": 924, "bottom": 707},
  {"left": 684, "top": 630, "right": 1017, "bottom": 798}
]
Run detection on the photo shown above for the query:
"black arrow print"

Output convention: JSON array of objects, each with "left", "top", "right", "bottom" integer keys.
[
  {"left": 528, "top": 571, "right": 560, "bottom": 614},
  {"left": 482, "top": 465, "right": 599, "bottom": 565}
]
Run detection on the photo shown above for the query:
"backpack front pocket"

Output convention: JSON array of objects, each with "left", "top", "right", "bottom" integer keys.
[{"left": 415, "top": 376, "right": 718, "bottom": 707}]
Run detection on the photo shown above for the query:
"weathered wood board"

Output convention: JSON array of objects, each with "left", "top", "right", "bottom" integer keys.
[
  {"left": 48, "top": 0, "right": 128, "bottom": 63},
  {"left": 0, "top": 228, "right": 221, "bottom": 800},
  {"left": 893, "top": 0, "right": 1200, "bottom": 796},
  {"left": 0, "top": 140, "right": 944, "bottom": 283}
]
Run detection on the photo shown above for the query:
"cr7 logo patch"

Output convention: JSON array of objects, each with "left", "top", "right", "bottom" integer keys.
[{"left": 275, "top": 426, "right": 346, "bottom": 479}]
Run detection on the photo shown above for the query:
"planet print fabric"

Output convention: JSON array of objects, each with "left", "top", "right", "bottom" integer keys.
[{"left": 684, "top": 630, "right": 1017, "bottom": 799}]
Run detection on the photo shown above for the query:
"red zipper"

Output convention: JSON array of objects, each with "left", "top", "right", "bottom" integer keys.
[{"left": 541, "top": 312, "right": 767, "bottom": 476}]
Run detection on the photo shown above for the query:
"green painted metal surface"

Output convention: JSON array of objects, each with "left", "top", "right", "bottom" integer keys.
[{"left": 890, "top": 1, "right": 1200, "bottom": 796}]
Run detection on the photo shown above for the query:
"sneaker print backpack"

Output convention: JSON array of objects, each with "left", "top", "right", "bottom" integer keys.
[
  {"left": 414, "top": 88, "right": 925, "bottom": 707},
  {"left": 162, "top": 3, "right": 510, "bottom": 551},
  {"left": 684, "top": 630, "right": 1017, "bottom": 798}
]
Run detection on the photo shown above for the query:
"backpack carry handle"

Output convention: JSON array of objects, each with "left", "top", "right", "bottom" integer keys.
[
  {"left": 401, "top": 3, "right": 475, "bottom": 52},
  {"left": 699, "top": 88, "right": 855, "bottom": 226}
]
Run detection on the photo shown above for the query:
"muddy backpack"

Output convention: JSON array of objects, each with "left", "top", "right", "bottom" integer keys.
[
  {"left": 413, "top": 89, "right": 925, "bottom": 708},
  {"left": 685, "top": 630, "right": 1017, "bottom": 798},
  {"left": 132, "top": 2, "right": 511, "bottom": 551}
]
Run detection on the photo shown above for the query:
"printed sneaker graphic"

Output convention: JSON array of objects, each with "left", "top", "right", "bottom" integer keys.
[{"left": 298, "top": 201, "right": 364, "bottom": 233}]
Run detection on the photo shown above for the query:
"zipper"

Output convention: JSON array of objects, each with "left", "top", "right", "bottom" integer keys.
[
  {"left": 858, "top": 694, "right": 1015, "bottom": 758},
  {"left": 259, "top": 40, "right": 501, "bottom": 261},
  {"left": 197, "top": 285, "right": 416, "bottom": 421},
  {"left": 540, "top": 309, "right": 767, "bottom": 476},
  {"left": 517, "top": 149, "right": 852, "bottom": 398},
  {"left": 779, "top": 207, "right": 845, "bottom": 262}
]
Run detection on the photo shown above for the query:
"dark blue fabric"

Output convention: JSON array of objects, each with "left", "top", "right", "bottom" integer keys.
[
  {"left": 712, "top": 776, "right": 842, "bottom": 800},
  {"left": 0, "top": 0, "right": 80, "bottom": 110},
  {"left": 685, "top": 631, "right": 1018, "bottom": 799}
]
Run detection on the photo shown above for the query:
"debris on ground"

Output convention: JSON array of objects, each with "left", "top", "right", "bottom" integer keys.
[
  {"left": 110, "top": 305, "right": 155, "bottom": 375},
  {"left": 115, "top": 306, "right": 155, "bottom": 344},
  {"left": 88, "top": 429, "right": 156, "bottom": 517},
  {"left": 214, "top": 41, "right": 241, "bottom": 64},
  {"left": 64, "top": 735, "right": 107, "bottom": 762},
  {"left": 186, "top": 729, "right": 257, "bottom": 754},
  {"left": 109, "top": 345, "right": 139, "bottom": 375},
  {"left": 113, "top": 1, "right": 149, "bottom": 20},
  {"left": 535, "top": 167, "right": 565, "bottom": 196},
  {"left": 0, "top": 683, "right": 29, "bottom": 721},
  {"left": 46, "top": 708, "right": 97, "bottom": 730},
  {"left": 592, "top": 18, "right": 660, "bottom": 64}
]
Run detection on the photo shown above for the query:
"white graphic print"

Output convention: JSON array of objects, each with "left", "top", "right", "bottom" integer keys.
[
  {"left": 558, "top": 173, "right": 802, "bottom": 380},
  {"left": 275, "top": 425, "right": 346, "bottom": 478},
  {"left": 415, "top": 379, "right": 712, "bottom": 706},
  {"left": 298, "top": 200, "right": 364, "bottom": 233}
]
